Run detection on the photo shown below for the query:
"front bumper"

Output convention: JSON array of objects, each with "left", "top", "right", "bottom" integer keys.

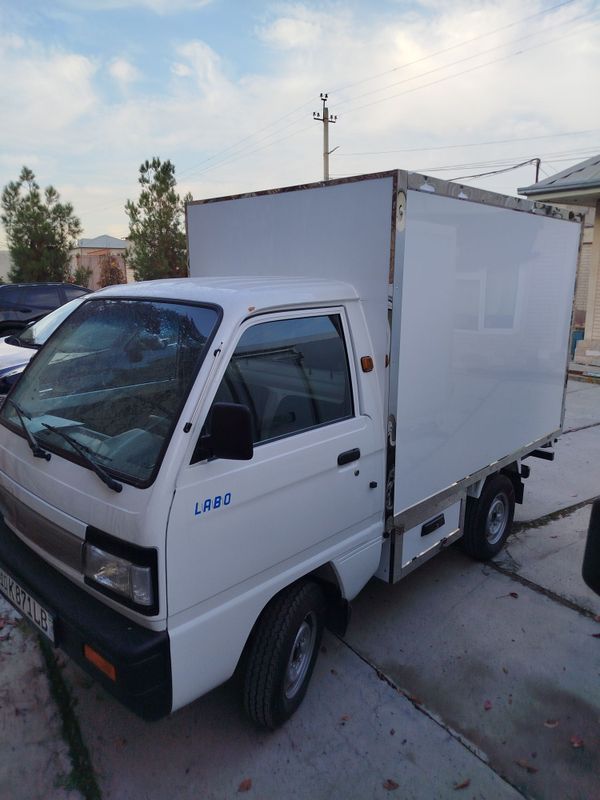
[{"left": 0, "top": 520, "right": 172, "bottom": 721}]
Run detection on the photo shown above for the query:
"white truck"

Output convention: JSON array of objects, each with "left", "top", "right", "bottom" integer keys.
[{"left": 0, "top": 171, "right": 581, "bottom": 728}]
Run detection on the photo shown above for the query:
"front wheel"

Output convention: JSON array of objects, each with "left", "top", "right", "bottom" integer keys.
[
  {"left": 242, "top": 580, "right": 324, "bottom": 730},
  {"left": 461, "top": 474, "right": 515, "bottom": 560}
]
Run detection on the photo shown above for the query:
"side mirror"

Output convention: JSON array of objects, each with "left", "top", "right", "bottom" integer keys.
[
  {"left": 203, "top": 402, "right": 254, "bottom": 461},
  {"left": 582, "top": 500, "right": 600, "bottom": 596}
]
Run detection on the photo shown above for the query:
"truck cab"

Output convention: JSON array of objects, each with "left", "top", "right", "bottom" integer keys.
[{"left": 0, "top": 276, "right": 385, "bottom": 724}]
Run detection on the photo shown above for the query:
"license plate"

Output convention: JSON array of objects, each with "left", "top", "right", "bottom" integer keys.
[{"left": 0, "top": 566, "right": 55, "bottom": 643}]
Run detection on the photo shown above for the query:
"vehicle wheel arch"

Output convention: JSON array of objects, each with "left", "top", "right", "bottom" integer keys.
[
  {"left": 500, "top": 461, "right": 525, "bottom": 505},
  {"left": 234, "top": 564, "right": 349, "bottom": 685},
  {"left": 461, "top": 472, "right": 516, "bottom": 561},
  {"left": 237, "top": 577, "right": 326, "bottom": 728}
]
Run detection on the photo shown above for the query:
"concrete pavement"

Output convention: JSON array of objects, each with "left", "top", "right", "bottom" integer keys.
[
  {"left": 0, "top": 606, "right": 77, "bottom": 800},
  {"left": 1, "top": 378, "right": 599, "bottom": 799}
]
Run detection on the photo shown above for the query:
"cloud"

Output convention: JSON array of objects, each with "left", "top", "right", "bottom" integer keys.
[
  {"left": 171, "top": 62, "right": 193, "bottom": 78},
  {"left": 61, "top": 0, "right": 213, "bottom": 14},
  {"left": 1, "top": 0, "right": 599, "bottom": 248},
  {"left": 171, "top": 41, "right": 236, "bottom": 105},
  {"left": 0, "top": 36, "right": 98, "bottom": 139},
  {"left": 109, "top": 57, "right": 141, "bottom": 84},
  {"left": 258, "top": 10, "right": 324, "bottom": 49}
]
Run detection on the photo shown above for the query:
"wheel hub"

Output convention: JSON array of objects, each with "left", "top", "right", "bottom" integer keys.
[
  {"left": 284, "top": 613, "right": 317, "bottom": 700},
  {"left": 486, "top": 493, "right": 508, "bottom": 544}
]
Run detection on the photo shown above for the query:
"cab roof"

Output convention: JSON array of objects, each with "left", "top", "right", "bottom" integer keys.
[{"left": 92, "top": 276, "right": 358, "bottom": 319}]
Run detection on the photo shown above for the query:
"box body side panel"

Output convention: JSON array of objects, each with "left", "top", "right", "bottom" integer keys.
[
  {"left": 187, "top": 176, "right": 395, "bottom": 398},
  {"left": 393, "top": 189, "right": 580, "bottom": 515}
]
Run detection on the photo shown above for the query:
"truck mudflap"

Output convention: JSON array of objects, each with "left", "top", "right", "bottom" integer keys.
[{"left": 0, "top": 520, "right": 171, "bottom": 721}]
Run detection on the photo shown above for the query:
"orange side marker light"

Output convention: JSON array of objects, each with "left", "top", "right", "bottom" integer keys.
[
  {"left": 84, "top": 644, "right": 117, "bottom": 682},
  {"left": 361, "top": 356, "right": 374, "bottom": 373}
]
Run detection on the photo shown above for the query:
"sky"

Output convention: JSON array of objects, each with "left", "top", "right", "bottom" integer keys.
[{"left": 1, "top": 0, "right": 599, "bottom": 248}]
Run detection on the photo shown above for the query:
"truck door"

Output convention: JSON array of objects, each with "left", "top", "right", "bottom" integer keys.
[{"left": 167, "top": 308, "right": 384, "bottom": 616}]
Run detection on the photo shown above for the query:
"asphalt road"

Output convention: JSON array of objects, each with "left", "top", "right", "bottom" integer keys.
[{"left": 1, "top": 379, "right": 599, "bottom": 800}]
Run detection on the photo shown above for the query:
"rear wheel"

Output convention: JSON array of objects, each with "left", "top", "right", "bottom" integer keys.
[
  {"left": 461, "top": 474, "right": 515, "bottom": 560},
  {"left": 242, "top": 580, "right": 324, "bottom": 730}
]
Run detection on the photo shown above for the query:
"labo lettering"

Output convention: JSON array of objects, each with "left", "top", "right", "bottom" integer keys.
[{"left": 194, "top": 493, "right": 232, "bottom": 516}]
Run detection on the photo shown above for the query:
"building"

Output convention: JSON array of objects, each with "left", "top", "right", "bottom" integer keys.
[
  {"left": 519, "top": 155, "right": 600, "bottom": 365},
  {"left": 0, "top": 251, "right": 12, "bottom": 282},
  {"left": 71, "top": 235, "right": 131, "bottom": 290}
]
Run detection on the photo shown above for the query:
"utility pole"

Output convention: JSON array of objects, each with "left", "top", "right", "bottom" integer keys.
[
  {"left": 533, "top": 158, "right": 541, "bottom": 183},
  {"left": 313, "top": 93, "right": 338, "bottom": 181}
]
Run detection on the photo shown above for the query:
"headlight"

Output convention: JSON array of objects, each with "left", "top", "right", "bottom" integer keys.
[{"left": 83, "top": 533, "right": 157, "bottom": 614}]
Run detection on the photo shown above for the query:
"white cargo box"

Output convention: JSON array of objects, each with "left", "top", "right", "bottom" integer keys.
[{"left": 187, "top": 171, "right": 581, "bottom": 549}]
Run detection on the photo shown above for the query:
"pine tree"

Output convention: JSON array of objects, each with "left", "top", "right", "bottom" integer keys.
[
  {"left": 125, "top": 158, "right": 191, "bottom": 281},
  {"left": 1, "top": 167, "right": 82, "bottom": 283}
]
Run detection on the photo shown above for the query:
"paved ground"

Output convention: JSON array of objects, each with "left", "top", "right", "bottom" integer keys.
[{"left": 1, "top": 379, "right": 599, "bottom": 800}]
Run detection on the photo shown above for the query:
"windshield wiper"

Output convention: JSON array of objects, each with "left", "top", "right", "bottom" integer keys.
[
  {"left": 6, "top": 399, "right": 51, "bottom": 461},
  {"left": 41, "top": 422, "right": 123, "bottom": 493}
]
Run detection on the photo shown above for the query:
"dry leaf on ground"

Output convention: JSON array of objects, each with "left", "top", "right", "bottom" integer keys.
[
  {"left": 570, "top": 735, "right": 584, "bottom": 749},
  {"left": 515, "top": 759, "right": 538, "bottom": 774},
  {"left": 454, "top": 778, "right": 471, "bottom": 790}
]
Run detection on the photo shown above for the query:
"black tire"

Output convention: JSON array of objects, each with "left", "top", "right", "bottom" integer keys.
[
  {"left": 242, "top": 580, "right": 325, "bottom": 730},
  {"left": 461, "top": 473, "right": 515, "bottom": 561}
]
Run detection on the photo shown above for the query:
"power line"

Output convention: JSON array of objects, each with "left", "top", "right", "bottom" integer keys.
[
  {"left": 73, "top": 2, "right": 599, "bottom": 224},
  {"left": 187, "top": 13, "right": 600, "bottom": 184},
  {"left": 338, "top": 14, "right": 600, "bottom": 119},
  {"left": 332, "top": 154, "right": 587, "bottom": 184},
  {"left": 178, "top": 97, "right": 315, "bottom": 180},
  {"left": 335, "top": 129, "right": 600, "bottom": 157},
  {"left": 446, "top": 154, "right": 599, "bottom": 183},
  {"left": 449, "top": 158, "right": 540, "bottom": 181},
  {"left": 181, "top": 123, "right": 315, "bottom": 181},
  {"left": 330, "top": 0, "right": 577, "bottom": 97},
  {"left": 165, "top": 2, "right": 590, "bottom": 185},
  {"left": 417, "top": 146, "right": 600, "bottom": 173},
  {"left": 335, "top": 5, "right": 595, "bottom": 113}
]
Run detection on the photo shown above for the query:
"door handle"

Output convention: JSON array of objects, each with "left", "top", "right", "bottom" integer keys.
[{"left": 337, "top": 448, "right": 360, "bottom": 466}]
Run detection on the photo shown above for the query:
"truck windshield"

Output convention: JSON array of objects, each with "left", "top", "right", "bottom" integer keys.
[{"left": 0, "top": 298, "right": 220, "bottom": 486}]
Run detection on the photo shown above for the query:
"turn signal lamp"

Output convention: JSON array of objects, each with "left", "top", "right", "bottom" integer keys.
[{"left": 360, "top": 356, "right": 374, "bottom": 373}]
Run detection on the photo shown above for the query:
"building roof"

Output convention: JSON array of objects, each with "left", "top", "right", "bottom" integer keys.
[
  {"left": 76, "top": 235, "right": 128, "bottom": 250},
  {"left": 518, "top": 154, "right": 600, "bottom": 206}
]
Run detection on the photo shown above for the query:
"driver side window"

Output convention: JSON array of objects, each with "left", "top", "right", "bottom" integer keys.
[{"left": 192, "top": 313, "right": 353, "bottom": 462}]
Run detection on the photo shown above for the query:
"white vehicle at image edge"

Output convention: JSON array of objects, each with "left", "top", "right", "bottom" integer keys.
[
  {"left": 0, "top": 171, "right": 581, "bottom": 729},
  {"left": 0, "top": 295, "right": 89, "bottom": 401}
]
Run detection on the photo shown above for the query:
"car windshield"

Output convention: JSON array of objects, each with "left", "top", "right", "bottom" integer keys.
[
  {"left": 1, "top": 298, "right": 220, "bottom": 485},
  {"left": 18, "top": 297, "right": 87, "bottom": 348}
]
